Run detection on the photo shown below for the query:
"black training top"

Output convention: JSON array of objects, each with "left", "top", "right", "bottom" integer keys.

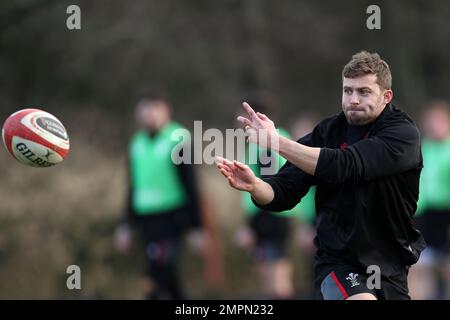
[{"left": 253, "top": 103, "right": 426, "bottom": 277}]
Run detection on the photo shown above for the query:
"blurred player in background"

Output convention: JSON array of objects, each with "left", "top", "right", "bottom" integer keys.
[
  {"left": 408, "top": 100, "right": 450, "bottom": 299},
  {"left": 113, "top": 94, "right": 202, "bottom": 299},
  {"left": 233, "top": 93, "right": 295, "bottom": 299},
  {"left": 289, "top": 114, "right": 318, "bottom": 298}
]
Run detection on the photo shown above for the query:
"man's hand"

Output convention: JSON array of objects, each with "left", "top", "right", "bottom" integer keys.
[
  {"left": 237, "top": 102, "right": 279, "bottom": 150},
  {"left": 113, "top": 223, "right": 132, "bottom": 254},
  {"left": 216, "top": 156, "right": 257, "bottom": 192},
  {"left": 237, "top": 101, "right": 320, "bottom": 176},
  {"left": 233, "top": 225, "right": 255, "bottom": 249},
  {"left": 216, "top": 156, "right": 275, "bottom": 206}
]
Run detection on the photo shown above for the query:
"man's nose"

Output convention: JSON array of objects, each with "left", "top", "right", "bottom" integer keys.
[{"left": 350, "top": 92, "right": 360, "bottom": 105}]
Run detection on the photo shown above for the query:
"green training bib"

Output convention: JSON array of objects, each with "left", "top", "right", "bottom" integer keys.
[{"left": 129, "top": 122, "right": 188, "bottom": 215}]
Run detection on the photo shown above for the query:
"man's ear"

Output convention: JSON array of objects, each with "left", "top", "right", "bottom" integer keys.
[{"left": 384, "top": 90, "right": 393, "bottom": 104}]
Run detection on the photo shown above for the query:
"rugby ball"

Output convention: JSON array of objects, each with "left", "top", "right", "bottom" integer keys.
[{"left": 2, "top": 108, "right": 70, "bottom": 167}]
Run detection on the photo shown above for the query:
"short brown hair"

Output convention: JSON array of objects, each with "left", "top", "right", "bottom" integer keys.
[{"left": 342, "top": 51, "right": 392, "bottom": 90}]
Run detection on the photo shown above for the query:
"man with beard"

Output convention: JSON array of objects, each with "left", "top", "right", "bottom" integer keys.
[{"left": 217, "top": 51, "right": 426, "bottom": 300}]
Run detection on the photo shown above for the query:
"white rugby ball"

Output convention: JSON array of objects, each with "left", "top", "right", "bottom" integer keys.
[{"left": 2, "top": 108, "right": 70, "bottom": 167}]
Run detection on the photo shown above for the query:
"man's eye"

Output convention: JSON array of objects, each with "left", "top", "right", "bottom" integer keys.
[
  {"left": 359, "top": 90, "right": 370, "bottom": 96},
  {"left": 344, "top": 89, "right": 352, "bottom": 94}
]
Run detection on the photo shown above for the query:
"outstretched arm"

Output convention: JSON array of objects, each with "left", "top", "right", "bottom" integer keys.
[{"left": 238, "top": 102, "right": 421, "bottom": 184}]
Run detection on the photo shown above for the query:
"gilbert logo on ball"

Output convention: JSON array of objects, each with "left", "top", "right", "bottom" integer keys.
[{"left": 2, "top": 109, "right": 70, "bottom": 167}]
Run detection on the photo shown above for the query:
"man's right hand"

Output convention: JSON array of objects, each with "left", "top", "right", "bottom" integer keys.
[
  {"left": 215, "top": 156, "right": 275, "bottom": 206},
  {"left": 216, "top": 156, "right": 257, "bottom": 192}
]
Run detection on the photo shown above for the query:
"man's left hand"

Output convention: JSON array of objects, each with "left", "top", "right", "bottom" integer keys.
[{"left": 237, "top": 102, "right": 279, "bottom": 150}]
